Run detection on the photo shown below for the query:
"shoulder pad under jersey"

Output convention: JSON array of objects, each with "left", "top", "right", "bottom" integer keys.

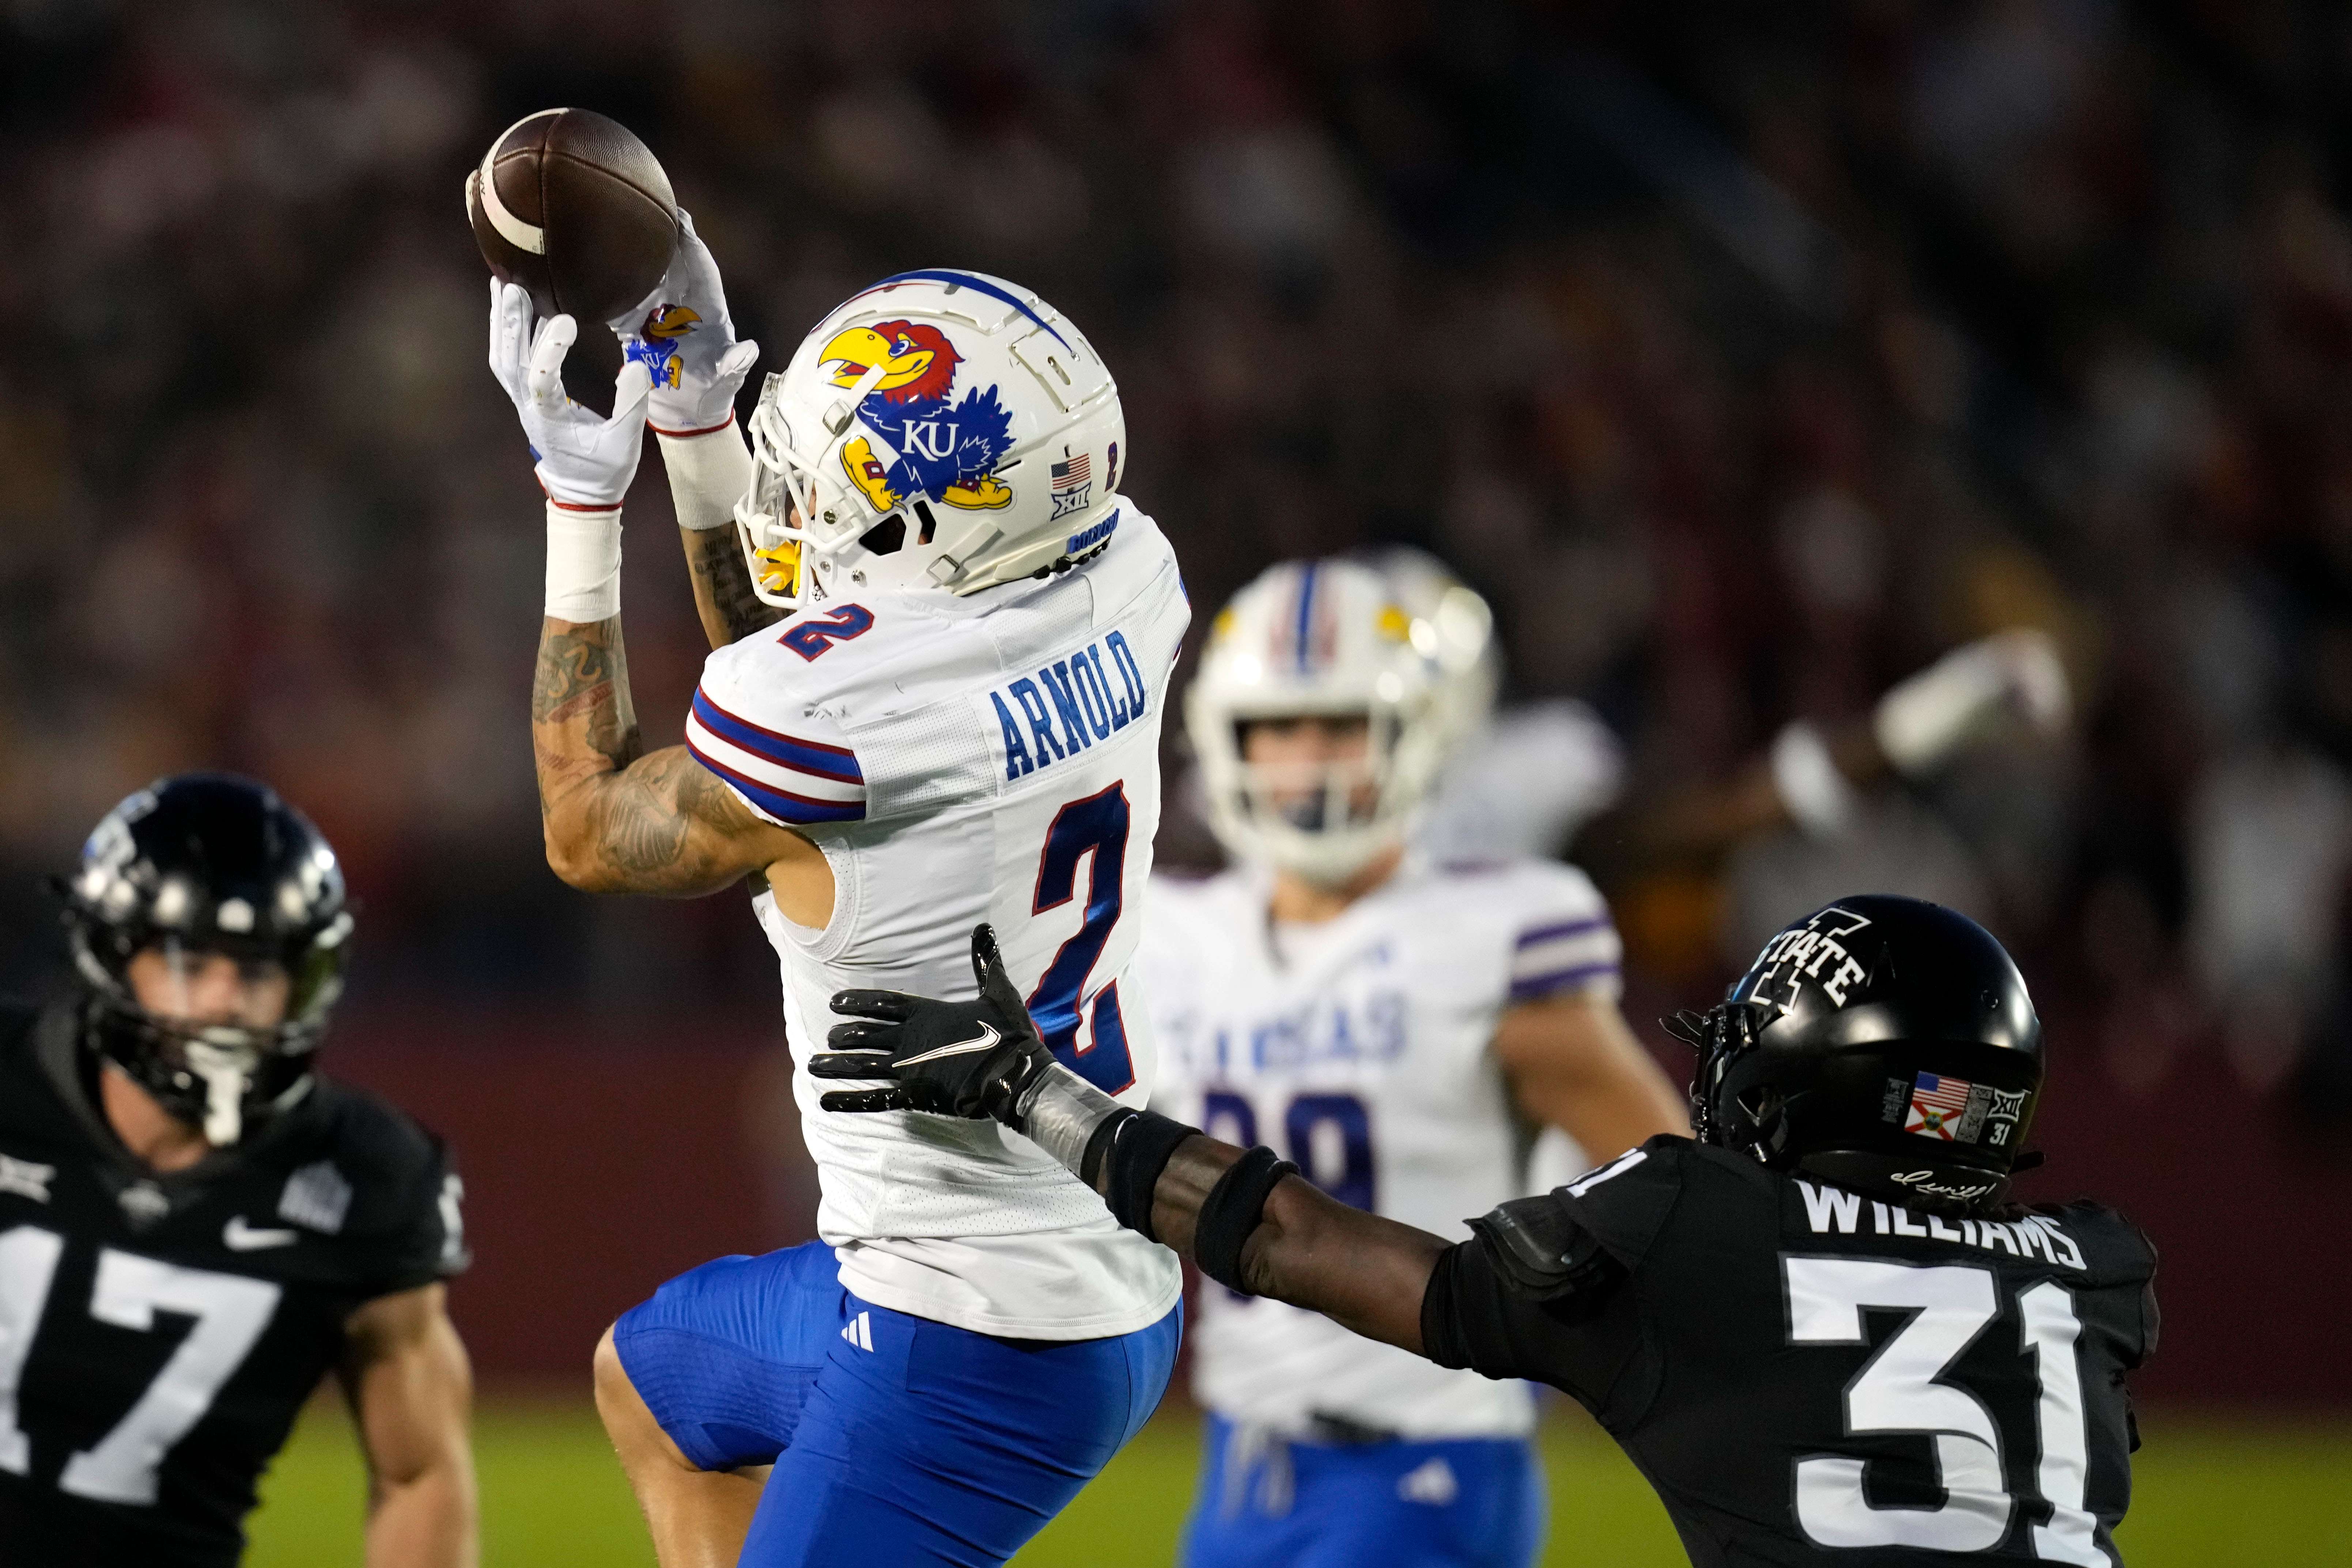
[{"left": 1466, "top": 1193, "right": 1620, "bottom": 1303}]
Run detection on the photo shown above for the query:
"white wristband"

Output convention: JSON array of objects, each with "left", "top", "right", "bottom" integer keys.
[
  {"left": 1771, "top": 720, "right": 1857, "bottom": 838},
  {"left": 545, "top": 501, "right": 623, "bottom": 622},
  {"left": 658, "top": 422, "right": 755, "bottom": 532}
]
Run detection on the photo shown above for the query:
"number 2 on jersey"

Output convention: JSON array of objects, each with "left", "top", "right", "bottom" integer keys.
[
  {"left": 1028, "top": 781, "right": 1136, "bottom": 1094},
  {"left": 778, "top": 603, "right": 874, "bottom": 661}
]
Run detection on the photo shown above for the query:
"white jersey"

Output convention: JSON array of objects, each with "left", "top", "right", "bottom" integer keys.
[
  {"left": 1141, "top": 855, "right": 1623, "bottom": 1439},
  {"left": 687, "top": 502, "right": 1187, "bottom": 1339},
  {"left": 1415, "top": 698, "right": 1625, "bottom": 863}
]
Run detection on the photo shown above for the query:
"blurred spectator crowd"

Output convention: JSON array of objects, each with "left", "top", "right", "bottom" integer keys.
[{"left": 3, "top": 0, "right": 2351, "bottom": 1113}]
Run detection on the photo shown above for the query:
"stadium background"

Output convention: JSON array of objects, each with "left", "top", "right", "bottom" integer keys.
[{"left": 0, "top": 0, "right": 2346, "bottom": 1561}]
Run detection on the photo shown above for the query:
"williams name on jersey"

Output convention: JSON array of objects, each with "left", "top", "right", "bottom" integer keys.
[{"left": 0, "top": 1002, "right": 464, "bottom": 1566}]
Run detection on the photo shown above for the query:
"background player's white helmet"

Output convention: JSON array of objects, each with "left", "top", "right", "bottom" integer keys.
[
  {"left": 1357, "top": 545, "right": 1500, "bottom": 754},
  {"left": 1188, "top": 558, "right": 1457, "bottom": 885},
  {"left": 734, "top": 269, "right": 1127, "bottom": 610}
]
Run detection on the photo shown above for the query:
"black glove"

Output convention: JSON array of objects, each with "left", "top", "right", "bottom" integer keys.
[{"left": 813, "top": 923, "right": 1058, "bottom": 1122}]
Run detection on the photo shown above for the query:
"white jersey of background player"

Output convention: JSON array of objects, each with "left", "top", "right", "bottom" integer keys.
[
  {"left": 1139, "top": 558, "right": 1689, "bottom": 1568},
  {"left": 495, "top": 248, "right": 1184, "bottom": 1566}
]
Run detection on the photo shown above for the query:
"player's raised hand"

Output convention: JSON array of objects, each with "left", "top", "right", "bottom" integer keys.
[
  {"left": 611, "top": 210, "right": 760, "bottom": 438},
  {"left": 487, "top": 278, "right": 653, "bottom": 509},
  {"left": 815, "top": 924, "right": 1057, "bottom": 1121},
  {"left": 1873, "top": 626, "right": 2072, "bottom": 777}
]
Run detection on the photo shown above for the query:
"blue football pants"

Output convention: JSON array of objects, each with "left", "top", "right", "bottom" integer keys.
[
  {"left": 1179, "top": 1412, "right": 1546, "bottom": 1568},
  {"left": 612, "top": 1239, "right": 1181, "bottom": 1567}
]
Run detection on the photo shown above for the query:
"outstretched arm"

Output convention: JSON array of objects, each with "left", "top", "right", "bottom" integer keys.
[
  {"left": 530, "top": 614, "right": 816, "bottom": 897},
  {"left": 1574, "top": 629, "right": 2070, "bottom": 883},
  {"left": 489, "top": 274, "right": 816, "bottom": 903},
  {"left": 815, "top": 929, "right": 1643, "bottom": 1397},
  {"left": 1139, "top": 1131, "right": 1451, "bottom": 1353},
  {"left": 812, "top": 927, "right": 1451, "bottom": 1353}
]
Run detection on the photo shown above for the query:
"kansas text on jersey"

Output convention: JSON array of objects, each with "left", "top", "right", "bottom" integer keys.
[
  {"left": 1146, "top": 857, "right": 1624, "bottom": 1440},
  {"left": 0, "top": 1003, "right": 464, "bottom": 1567}
]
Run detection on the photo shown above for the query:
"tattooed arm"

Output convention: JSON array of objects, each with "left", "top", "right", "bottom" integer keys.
[
  {"left": 531, "top": 616, "right": 827, "bottom": 908},
  {"left": 681, "top": 526, "right": 781, "bottom": 650},
  {"left": 656, "top": 402, "right": 777, "bottom": 651}
]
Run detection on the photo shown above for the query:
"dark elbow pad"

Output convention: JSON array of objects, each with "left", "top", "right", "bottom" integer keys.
[
  {"left": 1423, "top": 1197, "right": 1625, "bottom": 1380},
  {"left": 1468, "top": 1195, "right": 1608, "bottom": 1300}
]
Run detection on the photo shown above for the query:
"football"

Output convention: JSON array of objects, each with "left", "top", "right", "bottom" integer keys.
[{"left": 465, "top": 107, "right": 679, "bottom": 327}]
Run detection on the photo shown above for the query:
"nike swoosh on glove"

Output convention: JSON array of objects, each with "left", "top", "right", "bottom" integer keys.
[
  {"left": 814, "top": 924, "right": 1058, "bottom": 1122},
  {"left": 611, "top": 210, "right": 761, "bottom": 438},
  {"left": 487, "top": 279, "right": 652, "bottom": 508}
]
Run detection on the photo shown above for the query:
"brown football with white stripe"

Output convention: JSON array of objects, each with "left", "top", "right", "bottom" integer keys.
[{"left": 466, "top": 108, "right": 680, "bottom": 327}]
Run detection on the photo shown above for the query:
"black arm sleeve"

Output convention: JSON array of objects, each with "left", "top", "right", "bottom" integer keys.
[{"left": 1419, "top": 1197, "right": 1634, "bottom": 1405}]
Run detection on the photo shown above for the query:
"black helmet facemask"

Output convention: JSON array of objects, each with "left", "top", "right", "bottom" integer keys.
[{"left": 62, "top": 776, "right": 353, "bottom": 1147}]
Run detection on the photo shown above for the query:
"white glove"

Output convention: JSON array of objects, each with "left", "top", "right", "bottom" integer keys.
[
  {"left": 1874, "top": 628, "right": 2071, "bottom": 777},
  {"left": 613, "top": 210, "right": 761, "bottom": 438},
  {"left": 487, "top": 279, "right": 653, "bottom": 510}
]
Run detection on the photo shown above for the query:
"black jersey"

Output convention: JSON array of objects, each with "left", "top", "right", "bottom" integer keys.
[
  {"left": 1422, "top": 1137, "right": 2156, "bottom": 1567},
  {"left": 0, "top": 1001, "right": 466, "bottom": 1566}
]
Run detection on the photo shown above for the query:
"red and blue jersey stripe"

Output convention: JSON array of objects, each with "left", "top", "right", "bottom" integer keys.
[{"left": 684, "top": 686, "right": 867, "bottom": 826}]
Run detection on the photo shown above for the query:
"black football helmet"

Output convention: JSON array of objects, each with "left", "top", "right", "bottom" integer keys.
[
  {"left": 1665, "top": 895, "right": 2042, "bottom": 1213},
  {"left": 60, "top": 774, "right": 353, "bottom": 1147}
]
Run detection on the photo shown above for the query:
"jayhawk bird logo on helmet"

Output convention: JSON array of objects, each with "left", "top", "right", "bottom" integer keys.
[
  {"left": 730, "top": 269, "right": 1124, "bottom": 611},
  {"left": 819, "top": 321, "right": 1015, "bottom": 515}
]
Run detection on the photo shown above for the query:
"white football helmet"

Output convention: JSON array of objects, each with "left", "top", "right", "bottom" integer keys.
[
  {"left": 1187, "top": 558, "right": 1459, "bottom": 885},
  {"left": 1357, "top": 545, "right": 1501, "bottom": 754},
  {"left": 734, "top": 269, "right": 1127, "bottom": 609}
]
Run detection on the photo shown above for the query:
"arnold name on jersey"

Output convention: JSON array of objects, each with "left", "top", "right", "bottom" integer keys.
[{"left": 983, "top": 624, "right": 1154, "bottom": 783}]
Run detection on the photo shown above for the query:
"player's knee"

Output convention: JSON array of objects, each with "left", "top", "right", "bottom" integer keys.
[{"left": 593, "top": 1324, "right": 664, "bottom": 1454}]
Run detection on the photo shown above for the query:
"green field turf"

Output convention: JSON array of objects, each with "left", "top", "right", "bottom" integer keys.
[{"left": 246, "top": 1397, "right": 2351, "bottom": 1566}]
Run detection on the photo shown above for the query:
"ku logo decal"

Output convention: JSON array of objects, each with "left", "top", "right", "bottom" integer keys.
[
  {"left": 626, "top": 304, "right": 704, "bottom": 390},
  {"left": 820, "top": 321, "right": 1014, "bottom": 514}
]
